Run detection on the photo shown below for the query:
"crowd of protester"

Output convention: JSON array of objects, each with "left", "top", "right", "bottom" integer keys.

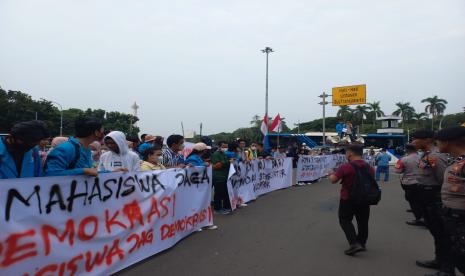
[{"left": 1, "top": 117, "right": 464, "bottom": 275}]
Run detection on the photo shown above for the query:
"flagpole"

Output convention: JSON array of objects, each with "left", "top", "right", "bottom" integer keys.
[{"left": 261, "top": 47, "right": 274, "bottom": 132}]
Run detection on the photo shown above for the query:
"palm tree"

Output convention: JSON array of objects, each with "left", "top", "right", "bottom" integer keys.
[
  {"left": 421, "top": 95, "right": 448, "bottom": 130},
  {"left": 367, "top": 101, "right": 385, "bottom": 126},
  {"left": 411, "top": 112, "right": 428, "bottom": 128},
  {"left": 353, "top": 105, "right": 370, "bottom": 132},
  {"left": 393, "top": 102, "right": 415, "bottom": 125},
  {"left": 337, "top": 106, "right": 353, "bottom": 121}
]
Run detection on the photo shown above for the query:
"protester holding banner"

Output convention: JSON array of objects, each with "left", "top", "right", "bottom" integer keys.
[
  {"left": 45, "top": 116, "right": 103, "bottom": 177},
  {"left": 237, "top": 139, "right": 247, "bottom": 161},
  {"left": 245, "top": 142, "right": 258, "bottom": 161},
  {"left": 211, "top": 141, "right": 232, "bottom": 214},
  {"left": 140, "top": 145, "right": 166, "bottom": 170},
  {"left": 89, "top": 141, "right": 102, "bottom": 168},
  {"left": 186, "top": 143, "right": 211, "bottom": 166},
  {"left": 162, "top": 134, "right": 186, "bottom": 168},
  {"left": 98, "top": 131, "right": 141, "bottom": 172},
  {"left": 329, "top": 145, "right": 375, "bottom": 256},
  {"left": 225, "top": 142, "right": 241, "bottom": 161},
  {"left": 0, "top": 120, "right": 49, "bottom": 179}
]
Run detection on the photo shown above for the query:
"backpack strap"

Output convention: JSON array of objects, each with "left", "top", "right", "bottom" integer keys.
[{"left": 67, "top": 140, "right": 81, "bottom": 170}]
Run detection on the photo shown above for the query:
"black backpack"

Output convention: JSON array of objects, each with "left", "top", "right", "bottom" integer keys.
[{"left": 348, "top": 162, "right": 381, "bottom": 205}]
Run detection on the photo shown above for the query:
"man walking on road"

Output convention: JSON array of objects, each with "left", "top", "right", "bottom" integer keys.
[
  {"left": 376, "top": 148, "right": 391, "bottom": 182},
  {"left": 329, "top": 145, "right": 375, "bottom": 256}
]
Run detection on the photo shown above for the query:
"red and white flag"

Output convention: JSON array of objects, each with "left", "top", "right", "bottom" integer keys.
[
  {"left": 270, "top": 113, "right": 282, "bottom": 132},
  {"left": 260, "top": 114, "right": 268, "bottom": 135}
]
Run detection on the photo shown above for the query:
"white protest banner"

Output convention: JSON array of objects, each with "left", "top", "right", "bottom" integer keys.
[
  {"left": 296, "top": 154, "right": 347, "bottom": 182},
  {"left": 0, "top": 167, "right": 213, "bottom": 275},
  {"left": 227, "top": 158, "right": 293, "bottom": 210}
]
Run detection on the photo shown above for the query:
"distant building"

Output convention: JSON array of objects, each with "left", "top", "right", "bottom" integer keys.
[{"left": 376, "top": 115, "right": 404, "bottom": 135}]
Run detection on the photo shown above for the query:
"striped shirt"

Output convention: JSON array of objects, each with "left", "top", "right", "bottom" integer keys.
[{"left": 162, "top": 147, "right": 185, "bottom": 168}]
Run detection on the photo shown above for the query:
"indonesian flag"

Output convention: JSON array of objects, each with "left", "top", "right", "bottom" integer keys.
[
  {"left": 270, "top": 113, "right": 282, "bottom": 132},
  {"left": 260, "top": 114, "right": 268, "bottom": 135}
]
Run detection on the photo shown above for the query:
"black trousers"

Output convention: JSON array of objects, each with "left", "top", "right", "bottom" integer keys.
[
  {"left": 417, "top": 189, "right": 454, "bottom": 273},
  {"left": 338, "top": 200, "right": 370, "bottom": 246},
  {"left": 443, "top": 209, "right": 465, "bottom": 274},
  {"left": 213, "top": 179, "right": 230, "bottom": 210},
  {"left": 401, "top": 184, "right": 423, "bottom": 220}
]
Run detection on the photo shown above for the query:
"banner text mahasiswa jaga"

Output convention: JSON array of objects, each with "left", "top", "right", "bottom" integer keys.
[
  {"left": 0, "top": 167, "right": 213, "bottom": 276},
  {"left": 227, "top": 158, "right": 293, "bottom": 210}
]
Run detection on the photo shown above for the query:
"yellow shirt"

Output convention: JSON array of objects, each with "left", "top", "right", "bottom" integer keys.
[{"left": 140, "top": 161, "right": 166, "bottom": 171}]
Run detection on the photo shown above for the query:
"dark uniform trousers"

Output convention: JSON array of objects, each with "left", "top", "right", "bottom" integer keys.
[
  {"left": 418, "top": 187, "right": 454, "bottom": 273},
  {"left": 443, "top": 208, "right": 465, "bottom": 274},
  {"left": 401, "top": 184, "right": 423, "bottom": 220},
  {"left": 338, "top": 200, "right": 370, "bottom": 246}
]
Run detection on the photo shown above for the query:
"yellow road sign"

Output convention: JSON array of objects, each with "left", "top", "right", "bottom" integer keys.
[{"left": 332, "top": 84, "right": 366, "bottom": 106}]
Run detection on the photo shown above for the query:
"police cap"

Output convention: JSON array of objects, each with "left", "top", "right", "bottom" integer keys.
[
  {"left": 435, "top": 126, "right": 465, "bottom": 141},
  {"left": 411, "top": 129, "right": 434, "bottom": 139}
]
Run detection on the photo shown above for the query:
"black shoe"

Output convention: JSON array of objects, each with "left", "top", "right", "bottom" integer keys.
[
  {"left": 406, "top": 220, "right": 426, "bottom": 226},
  {"left": 416, "top": 259, "right": 440, "bottom": 270},
  {"left": 406, "top": 209, "right": 413, "bottom": 213},
  {"left": 344, "top": 244, "right": 364, "bottom": 256}
]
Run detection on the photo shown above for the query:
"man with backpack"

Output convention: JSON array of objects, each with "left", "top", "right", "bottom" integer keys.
[
  {"left": 0, "top": 120, "right": 49, "bottom": 179},
  {"left": 329, "top": 145, "right": 380, "bottom": 256},
  {"left": 45, "top": 116, "right": 104, "bottom": 176}
]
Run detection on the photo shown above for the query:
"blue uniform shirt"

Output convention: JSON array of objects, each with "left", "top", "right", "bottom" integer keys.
[
  {"left": 376, "top": 152, "right": 392, "bottom": 167},
  {"left": 185, "top": 153, "right": 206, "bottom": 167},
  {"left": 0, "top": 137, "right": 42, "bottom": 179},
  {"left": 45, "top": 137, "right": 93, "bottom": 176}
]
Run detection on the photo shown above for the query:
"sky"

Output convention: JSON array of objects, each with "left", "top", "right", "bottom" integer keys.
[{"left": 1, "top": 0, "right": 464, "bottom": 137}]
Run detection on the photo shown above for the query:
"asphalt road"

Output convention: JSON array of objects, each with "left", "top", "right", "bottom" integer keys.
[{"left": 118, "top": 170, "right": 438, "bottom": 276}]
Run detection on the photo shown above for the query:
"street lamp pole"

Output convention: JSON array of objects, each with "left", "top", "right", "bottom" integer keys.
[
  {"left": 319, "top": 92, "right": 330, "bottom": 146},
  {"left": 51, "top": 101, "right": 63, "bottom": 136},
  {"left": 261, "top": 47, "right": 274, "bottom": 130}
]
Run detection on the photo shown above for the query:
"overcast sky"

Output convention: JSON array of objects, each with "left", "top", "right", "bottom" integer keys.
[{"left": 1, "top": 0, "right": 464, "bottom": 137}]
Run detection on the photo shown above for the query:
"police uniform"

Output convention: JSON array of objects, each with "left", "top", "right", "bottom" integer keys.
[
  {"left": 415, "top": 141, "right": 454, "bottom": 273},
  {"left": 397, "top": 152, "right": 423, "bottom": 222},
  {"left": 437, "top": 126, "right": 465, "bottom": 274}
]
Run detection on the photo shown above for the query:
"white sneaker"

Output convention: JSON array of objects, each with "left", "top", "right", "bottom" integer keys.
[
  {"left": 197, "top": 228, "right": 203, "bottom": 232},
  {"left": 239, "top": 203, "right": 248, "bottom": 207},
  {"left": 204, "top": 225, "right": 218, "bottom": 230}
]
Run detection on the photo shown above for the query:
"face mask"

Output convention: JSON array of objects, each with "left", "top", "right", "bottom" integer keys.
[
  {"left": 179, "top": 144, "right": 185, "bottom": 151},
  {"left": 91, "top": 150, "right": 99, "bottom": 158},
  {"left": 221, "top": 148, "right": 227, "bottom": 152},
  {"left": 251, "top": 147, "right": 257, "bottom": 151},
  {"left": 157, "top": 156, "right": 163, "bottom": 163}
]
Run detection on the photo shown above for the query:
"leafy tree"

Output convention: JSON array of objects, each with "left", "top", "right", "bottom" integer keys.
[
  {"left": 337, "top": 106, "right": 353, "bottom": 121},
  {"left": 421, "top": 95, "right": 448, "bottom": 130},
  {"left": 367, "top": 101, "right": 384, "bottom": 126},
  {"left": 353, "top": 105, "right": 370, "bottom": 131},
  {"left": 393, "top": 102, "right": 415, "bottom": 125}
]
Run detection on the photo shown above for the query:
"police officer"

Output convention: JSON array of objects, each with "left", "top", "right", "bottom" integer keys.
[
  {"left": 395, "top": 144, "right": 424, "bottom": 226},
  {"left": 411, "top": 130, "right": 454, "bottom": 275},
  {"left": 435, "top": 126, "right": 465, "bottom": 275}
]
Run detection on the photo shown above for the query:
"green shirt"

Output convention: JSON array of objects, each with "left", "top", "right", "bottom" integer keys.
[{"left": 211, "top": 150, "right": 230, "bottom": 182}]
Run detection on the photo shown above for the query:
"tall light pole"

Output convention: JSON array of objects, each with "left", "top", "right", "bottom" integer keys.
[
  {"left": 50, "top": 100, "right": 63, "bottom": 136},
  {"left": 261, "top": 47, "right": 274, "bottom": 130},
  {"left": 319, "top": 92, "right": 330, "bottom": 145}
]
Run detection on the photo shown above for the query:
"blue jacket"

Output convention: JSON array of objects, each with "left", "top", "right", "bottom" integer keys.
[
  {"left": 185, "top": 153, "right": 206, "bottom": 167},
  {"left": 44, "top": 137, "right": 93, "bottom": 176},
  {"left": 376, "top": 152, "right": 392, "bottom": 167},
  {"left": 0, "top": 137, "right": 42, "bottom": 179},
  {"left": 225, "top": 150, "right": 241, "bottom": 162},
  {"left": 138, "top": 142, "right": 152, "bottom": 156},
  {"left": 336, "top": 123, "right": 345, "bottom": 134}
]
